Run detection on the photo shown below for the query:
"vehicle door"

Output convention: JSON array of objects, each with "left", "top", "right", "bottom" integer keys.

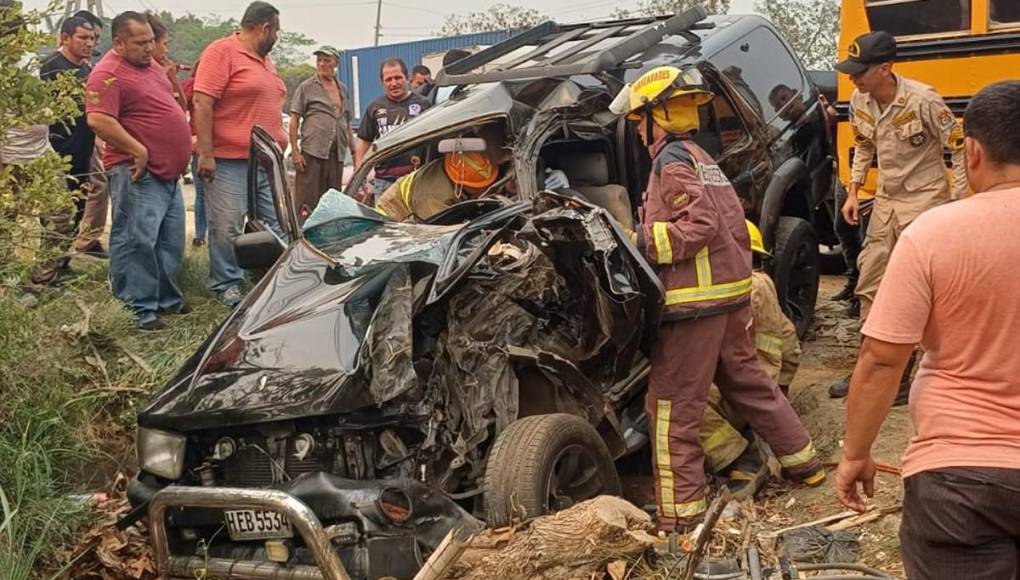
[{"left": 248, "top": 125, "right": 301, "bottom": 243}]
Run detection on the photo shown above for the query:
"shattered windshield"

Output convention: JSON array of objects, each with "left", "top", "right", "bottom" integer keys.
[{"left": 302, "top": 189, "right": 465, "bottom": 276}]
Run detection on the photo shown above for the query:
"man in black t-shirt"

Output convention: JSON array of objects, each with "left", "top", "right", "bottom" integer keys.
[
  {"left": 354, "top": 57, "right": 431, "bottom": 203},
  {"left": 40, "top": 15, "right": 97, "bottom": 228}
]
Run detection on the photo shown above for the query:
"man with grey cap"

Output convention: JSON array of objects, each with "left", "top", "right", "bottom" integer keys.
[
  {"left": 829, "top": 31, "right": 967, "bottom": 402},
  {"left": 289, "top": 45, "right": 353, "bottom": 219}
]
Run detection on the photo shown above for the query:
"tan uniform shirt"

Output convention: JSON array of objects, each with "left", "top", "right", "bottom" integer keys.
[{"left": 850, "top": 75, "right": 966, "bottom": 224}]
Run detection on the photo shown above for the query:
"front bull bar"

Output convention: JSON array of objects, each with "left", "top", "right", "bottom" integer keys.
[{"left": 149, "top": 486, "right": 351, "bottom": 580}]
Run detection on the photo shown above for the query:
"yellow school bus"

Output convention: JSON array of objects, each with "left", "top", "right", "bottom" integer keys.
[{"left": 836, "top": 0, "right": 1020, "bottom": 194}]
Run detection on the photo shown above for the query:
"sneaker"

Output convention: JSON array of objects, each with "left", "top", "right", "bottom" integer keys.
[
  {"left": 829, "top": 376, "right": 850, "bottom": 399},
  {"left": 831, "top": 278, "right": 856, "bottom": 301},
  {"left": 160, "top": 303, "right": 192, "bottom": 315},
  {"left": 76, "top": 243, "right": 109, "bottom": 260},
  {"left": 139, "top": 319, "right": 165, "bottom": 331},
  {"left": 221, "top": 287, "right": 242, "bottom": 308}
]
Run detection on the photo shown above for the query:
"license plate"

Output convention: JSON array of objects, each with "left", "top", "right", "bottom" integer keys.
[{"left": 224, "top": 509, "right": 293, "bottom": 541}]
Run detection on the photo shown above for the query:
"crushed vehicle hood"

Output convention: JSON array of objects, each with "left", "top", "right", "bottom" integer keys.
[{"left": 139, "top": 193, "right": 662, "bottom": 435}]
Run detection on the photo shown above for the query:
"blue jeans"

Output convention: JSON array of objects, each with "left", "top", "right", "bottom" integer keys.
[
  {"left": 108, "top": 164, "right": 185, "bottom": 325},
  {"left": 205, "top": 158, "right": 280, "bottom": 295},
  {"left": 192, "top": 154, "right": 207, "bottom": 241}
]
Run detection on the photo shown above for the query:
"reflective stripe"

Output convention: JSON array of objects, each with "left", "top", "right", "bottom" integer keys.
[
  {"left": 675, "top": 497, "right": 708, "bottom": 518},
  {"left": 665, "top": 277, "right": 752, "bottom": 305},
  {"left": 755, "top": 333, "right": 783, "bottom": 357},
  {"left": 374, "top": 206, "right": 388, "bottom": 217},
  {"left": 695, "top": 246, "right": 711, "bottom": 287},
  {"left": 663, "top": 242, "right": 750, "bottom": 307},
  {"left": 655, "top": 399, "right": 676, "bottom": 518},
  {"left": 803, "top": 469, "right": 827, "bottom": 486},
  {"left": 702, "top": 424, "right": 734, "bottom": 457},
  {"left": 398, "top": 171, "right": 417, "bottom": 211},
  {"left": 778, "top": 441, "right": 818, "bottom": 469},
  {"left": 652, "top": 222, "right": 672, "bottom": 265}
]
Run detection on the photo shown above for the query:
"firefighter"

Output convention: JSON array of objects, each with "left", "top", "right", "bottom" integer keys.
[
  {"left": 375, "top": 124, "right": 512, "bottom": 221},
  {"left": 611, "top": 66, "right": 824, "bottom": 532},
  {"left": 700, "top": 221, "right": 803, "bottom": 499}
]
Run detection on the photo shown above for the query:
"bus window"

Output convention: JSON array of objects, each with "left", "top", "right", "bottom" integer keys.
[
  {"left": 991, "top": 0, "right": 1020, "bottom": 26},
  {"left": 865, "top": 0, "right": 970, "bottom": 37}
]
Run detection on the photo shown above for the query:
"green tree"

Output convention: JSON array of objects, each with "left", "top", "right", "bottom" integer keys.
[
  {"left": 436, "top": 3, "right": 547, "bottom": 36},
  {"left": 612, "top": 0, "right": 730, "bottom": 19},
  {"left": 278, "top": 62, "right": 316, "bottom": 112},
  {"left": 0, "top": 1, "right": 81, "bottom": 281},
  {"left": 755, "top": 0, "right": 840, "bottom": 69}
]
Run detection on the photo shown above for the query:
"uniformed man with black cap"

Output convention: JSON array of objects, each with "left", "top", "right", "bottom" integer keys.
[{"left": 830, "top": 31, "right": 967, "bottom": 401}]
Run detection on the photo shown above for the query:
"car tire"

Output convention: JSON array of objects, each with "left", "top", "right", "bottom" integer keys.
[
  {"left": 773, "top": 216, "right": 819, "bottom": 338},
  {"left": 483, "top": 413, "right": 621, "bottom": 527}
]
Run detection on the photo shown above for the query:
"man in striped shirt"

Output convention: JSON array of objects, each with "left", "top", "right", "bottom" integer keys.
[{"left": 193, "top": 1, "right": 287, "bottom": 307}]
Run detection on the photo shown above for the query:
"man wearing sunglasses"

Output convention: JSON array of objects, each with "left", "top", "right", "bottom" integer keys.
[
  {"left": 830, "top": 32, "right": 967, "bottom": 403},
  {"left": 611, "top": 66, "right": 824, "bottom": 533}
]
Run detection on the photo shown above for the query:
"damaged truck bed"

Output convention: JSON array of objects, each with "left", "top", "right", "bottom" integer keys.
[{"left": 129, "top": 186, "right": 664, "bottom": 579}]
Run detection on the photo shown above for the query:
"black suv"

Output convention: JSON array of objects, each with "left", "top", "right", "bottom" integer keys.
[
  {"left": 129, "top": 9, "right": 835, "bottom": 580},
  {"left": 360, "top": 8, "right": 836, "bottom": 334}
]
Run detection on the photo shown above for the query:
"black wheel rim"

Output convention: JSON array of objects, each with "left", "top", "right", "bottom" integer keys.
[
  {"left": 544, "top": 444, "right": 605, "bottom": 512},
  {"left": 785, "top": 237, "right": 819, "bottom": 334}
]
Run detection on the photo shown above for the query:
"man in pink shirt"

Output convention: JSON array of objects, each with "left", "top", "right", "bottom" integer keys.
[
  {"left": 836, "top": 81, "right": 1020, "bottom": 579},
  {"left": 85, "top": 11, "right": 191, "bottom": 330},
  {"left": 192, "top": 1, "right": 286, "bottom": 307}
]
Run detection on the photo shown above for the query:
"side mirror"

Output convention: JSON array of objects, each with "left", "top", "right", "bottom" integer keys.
[{"left": 234, "top": 230, "right": 285, "bottom": 271}]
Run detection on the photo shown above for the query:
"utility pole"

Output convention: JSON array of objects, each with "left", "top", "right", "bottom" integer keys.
[
  {"left": 373, "top": 0, "right": 382, "bottom": 46},
  {"left": 48, "top": 0, "right": 104, "bottom": 34}
]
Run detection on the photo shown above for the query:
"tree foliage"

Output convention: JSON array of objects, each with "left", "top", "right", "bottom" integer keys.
[
  {"left": 0, "top": 1, "right": 80, "bottom": 280},
  {"left": 436, "top": 3, "right": 547, "bottom": 36},
  {"left": 755, "top": 0, "right": 840, "bottom": 70},
  {"left": 612, "top": 0, "right": 730, "bottom": 19},
  {"left": 96, "top": 11, "right": 316, "bottom": 69}
]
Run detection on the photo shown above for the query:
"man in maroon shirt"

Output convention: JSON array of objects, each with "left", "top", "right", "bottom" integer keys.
[{"left": 85, "top": 11, "right": 192, "bottom": 330}]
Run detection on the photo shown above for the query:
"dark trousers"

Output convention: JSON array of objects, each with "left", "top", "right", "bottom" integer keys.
[
  {"left": 294, "top": 148, "right": 343, "bottom": 222},
  {"left": 833, "top": 182, "right": 861, "bottom": 280},
  {"left": 901, "top": 467, "right": 1020, "bottom": 579}
]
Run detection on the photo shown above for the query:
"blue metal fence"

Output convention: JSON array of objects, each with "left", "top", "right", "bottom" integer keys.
[{"left": 337, "top": 30, "right": 516, "bottom": 125}]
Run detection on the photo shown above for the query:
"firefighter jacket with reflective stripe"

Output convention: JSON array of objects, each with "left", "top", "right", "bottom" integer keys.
[
  {"left": 375, "top": 159, "right": 460, "bottom": 222},
  {"left": 750, "top": 271, "right": 801, "bottom": 386},
  {"left": 638, "top": 136, "right": 752, "bottom": 321}
]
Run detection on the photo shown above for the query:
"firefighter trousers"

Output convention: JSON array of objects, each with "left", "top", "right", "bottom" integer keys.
[{"left": 647, "top": 305, "right": 821, "bottom": 531}]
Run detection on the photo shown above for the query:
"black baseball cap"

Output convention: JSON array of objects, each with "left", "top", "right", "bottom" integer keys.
[{"left": 836, "top": 31, "right": 897, "bottom": 75}]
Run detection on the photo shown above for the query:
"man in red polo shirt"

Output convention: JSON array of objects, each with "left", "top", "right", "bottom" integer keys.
[
  {"left": 193, "top": 1, "right": 286, "bottom": 306},
  {"left": 85, "top": 11, "right": 191, "bottom": 330}
]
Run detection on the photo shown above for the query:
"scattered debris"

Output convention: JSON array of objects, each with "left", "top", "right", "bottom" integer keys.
[
  {"left": 780, "top": 525, "right": 860, "bottom": 563},
  {"left": 63, "top": 474, "right": 155, "bottom": 580},
  {"left": 444, "top": 496, "right": 660, "bottom": 580}
]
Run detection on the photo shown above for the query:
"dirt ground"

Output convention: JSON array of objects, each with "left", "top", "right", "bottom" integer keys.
[{"left": 772, "top": 275, "right": 911, "bottom": 578}]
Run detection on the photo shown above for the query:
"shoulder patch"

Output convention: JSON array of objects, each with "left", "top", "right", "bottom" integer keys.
[
  {"left": 654, "top": 141, "right": 694, "bottom": 175},
  {"left": 694, "top": 161, "right": 731, "bottom": 187},
  {"left": 892, "top": 110, "right": 917, "bottom": 128},
  {"left": 938, "top": 109, "right": 956, "bottom": 130}
]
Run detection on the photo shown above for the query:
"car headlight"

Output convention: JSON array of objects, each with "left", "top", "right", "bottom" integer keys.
[{"left": 137, "top": 427, "right": 187, "bottom": 480}]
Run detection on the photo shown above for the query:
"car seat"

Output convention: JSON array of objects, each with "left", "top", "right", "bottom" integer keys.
[{"left": 550, "top": 151, "right": 635, "bottom": 232}]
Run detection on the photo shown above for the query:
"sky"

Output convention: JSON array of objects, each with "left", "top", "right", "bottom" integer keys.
[{"left": 24, "top": 0, "right": 759, "bottom": 50}]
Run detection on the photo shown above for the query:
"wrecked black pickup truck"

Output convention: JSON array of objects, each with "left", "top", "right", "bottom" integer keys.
[{"left": 129, "top": 9, "right": 834, "bottom": 580}]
